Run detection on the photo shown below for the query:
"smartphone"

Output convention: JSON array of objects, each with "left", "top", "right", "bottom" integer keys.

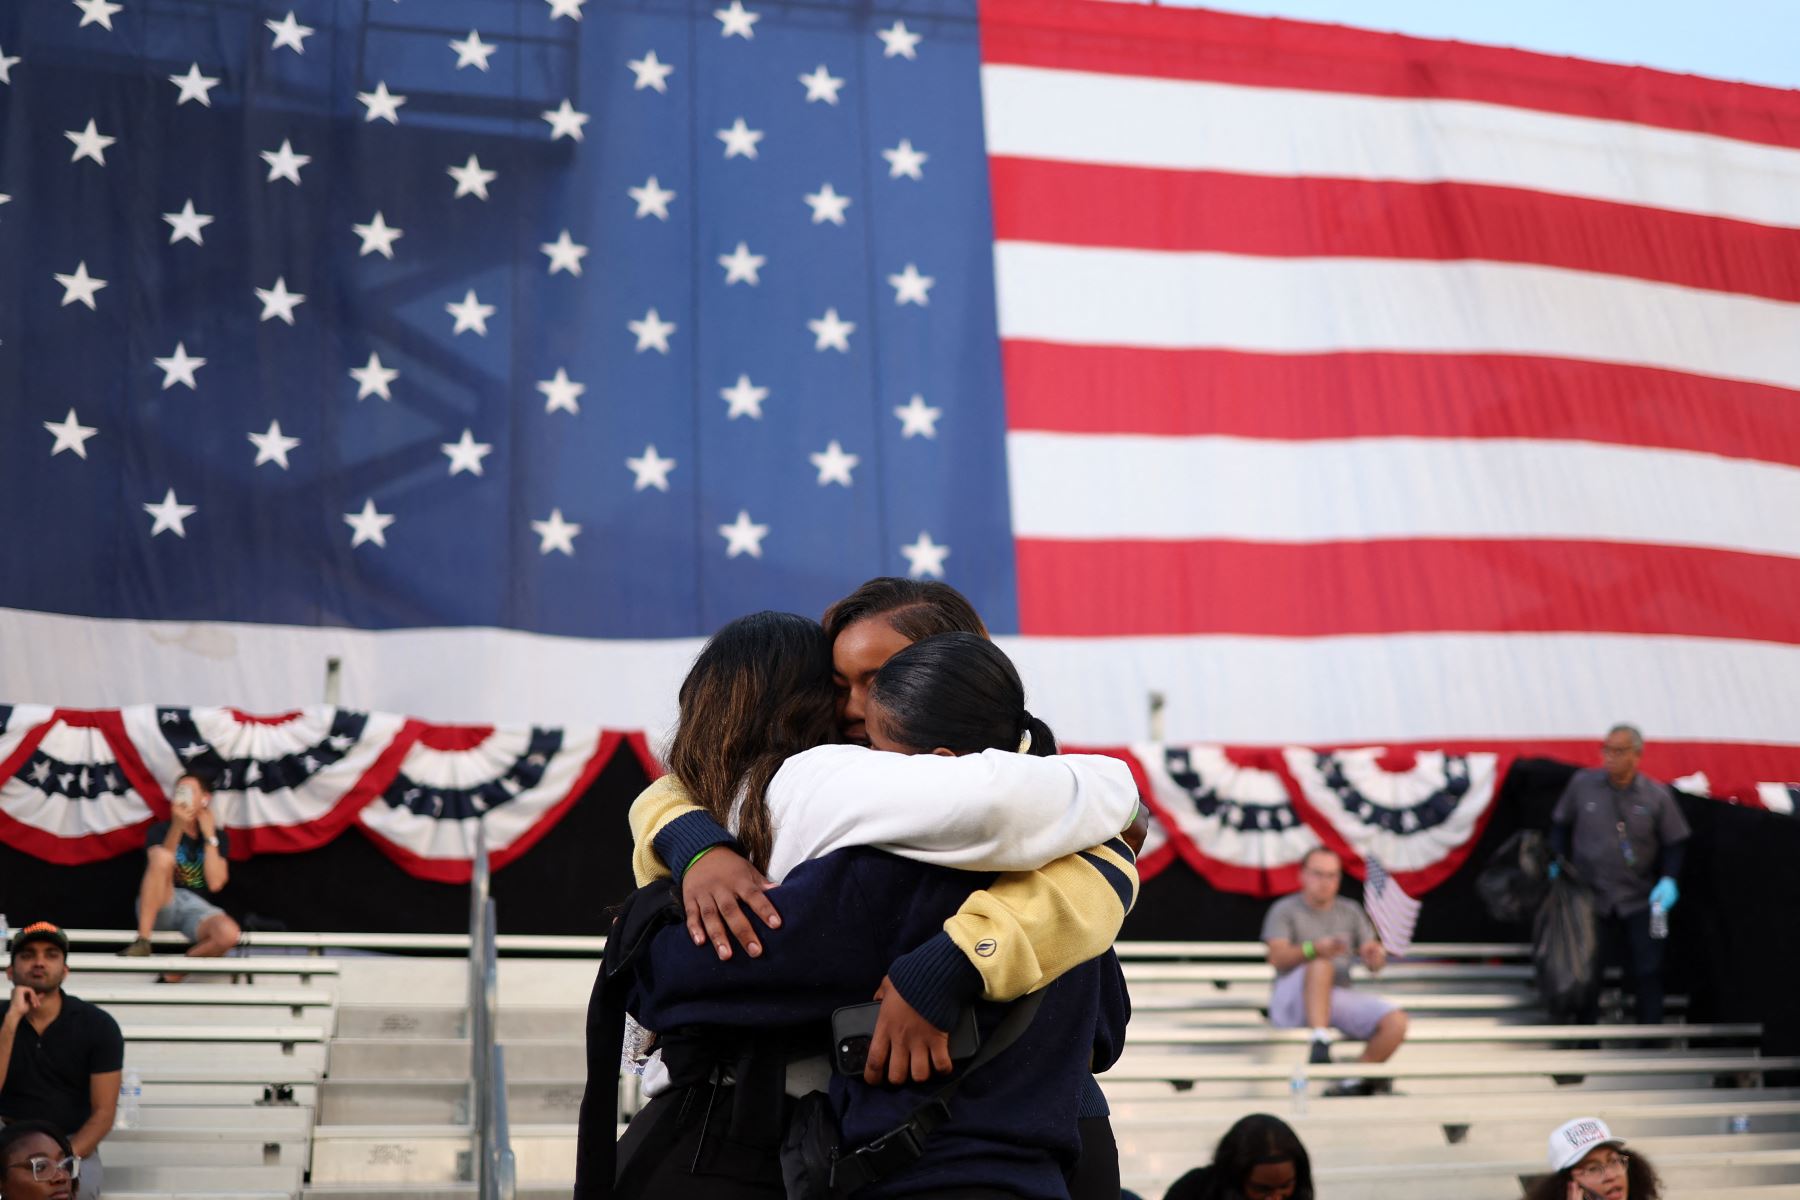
[{"left": 831, "top": 1001, "right": 979, "bottom": 1077}]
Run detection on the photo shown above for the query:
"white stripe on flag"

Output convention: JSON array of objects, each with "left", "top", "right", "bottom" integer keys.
[
  {"left": 992, "top": 244, "right": 1800, "bottom": 391},
  {"left": 1005, "top": 432, "right": 1800, "bottom": 557},
  {"left": 980, "top": 64, "right": 1800, "bottom": 229}
]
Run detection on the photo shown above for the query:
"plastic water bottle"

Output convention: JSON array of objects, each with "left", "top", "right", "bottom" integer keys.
[
  {"left": 0, "top": 914, "right": 10, "bottom": 948},
  {"left": 116, "top": 1069, "right": 142, "bottom": 1130},
  {"left": 1730, "top": 1114, "right": 1750, "bottom": 1134},
  {"left": 1289, "top": 1065, "right": 1308, "bottom": 1117},
  {"left": 1649, "top": 900, "right": 1669, "bottom": 941}
]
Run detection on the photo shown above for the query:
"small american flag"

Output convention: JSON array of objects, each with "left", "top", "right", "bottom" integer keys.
[{"left": 1362, "top": 855, "right": 1421, "bottom": 960}]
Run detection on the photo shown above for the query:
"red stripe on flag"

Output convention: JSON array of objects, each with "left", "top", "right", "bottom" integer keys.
[
  {"left": 990, "top": 160, "right": 1800, "bottom": 303},
  {"left": 979, "top": 0, "right": 1800, "bottom": 151},
  {"left": 1000, "top": 343, "right": 1800, "bottom": 469},
  {"left": 1015, "top": 538, "right": 1800, "bottom": 644}
]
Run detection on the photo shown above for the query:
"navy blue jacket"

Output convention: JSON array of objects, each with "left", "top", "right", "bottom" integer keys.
[{"left": 627, "top": 846, "right": 1130, "bottom": 1199}]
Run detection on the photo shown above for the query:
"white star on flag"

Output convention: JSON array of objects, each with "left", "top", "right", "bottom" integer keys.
[
  {"left": 540, "top": 230, "right": 588, "bottom": 276},
  {"left": 357, "top": 82, "right": 406, "bottom": 124},
  {"left": 261, "top": 139, "right": 310, "bottom": 184},
  {"left": 65, "top": 119, "right": 115, "bottom": 165},
  {"left": 441, "top": 429, "right": 494, "bottom": 477},
  {"left": 627, "top": 445, "right": 677, "bottom": 492},
  {"left": 810, "top": 441, "right": 860, "bottom": 487},
  {"left": 629, "top": 50, "right": 674, "bottom": 92},
  {"left": 144, "top": 489, "right": 198, "bottom": 538},
  {"left": 798, "top": 64, "right": 844, "bottom": 104},
  {"left": 74, "top": 0, "right": 122, "bottom": 31},
  {"left": 350, "top": 352, "right": 398, "bottom": 400},
  {"left": 255, "top": 277, "right": 306, "bottom": 324},
  {"left": 448, "top": 155, "right": 497, "bottom": 199},
  {"left": 717, "top": 118, "right": 764, "bottom": 160},
  {"left": 43, "top": 409, "right": 98, "bottom": 459},
  {"left": 450, "top": 30, "right": 498, "bottom": 71},
  {"left": 266, "top": 11, "right": 314, "bottom": 53},
  {"left": 804, "top": 183, "right": 851, "bottom": 226},
  {"left": 344, "top": 499, "right": 395, "bottom": 548},
  {"left": 352, "top": 211, "right": 403, "bottom": 259},
  {"left": 901, "top": 532, "right": 950, "bottom": 578},
  {"left": 719, "top": 510, "right": 770, "bottom": 558},
  {"left": 718, "top": 242, "right": 765, "bottom": 285},
  {"left": 446, "top": 290, "right": 496, "bottom": 336},
  {"left": 0, "top": 45, "right": 17, "bottom": 85},
  {"left": 153, "top": 342, "right": 206, "bottom": 390},
  {"left": 808, "top": 308, "right": 855, "bottom": 352},
  {"left": 55, "top": 262, "right": 107, "bottom": 309},
  {"left": 888, "top": 263, "right": 935, "bottom": 306},
  {"left": 894, "top": 394, "right": 942, "bottom": 438},
  {"left": 629, "top": 176, "right": 676, "bottom": 219},
  {"left": 546, "top": 0, "right": 587, "bottom": 18},
  {"left": 538, "top": 368, "right": 585, "bottom": 414},
  {"left": 715, "top": 1, "right": 759, "bottom": 38},
  {"left": 248, "top": 420, "right": 301, "bottom": 469},
  {"left": 542, "top": 99, "right": 590, "bottom": 141},
  {"left": 629, "top": 308, "right": 676, "bottom": 353},
  {"left": 721, "top": 374, "right": 769, "bottom": 420},
  {"left": 531, "top": 509, "right": 582, "bottom": 556},
  {"left": 877, "top": 20, "right": 922, "bottom": 59},
  {"left": 163, "top": 199, "right": 214, "bottom": 245},
  {"left": 883, "top": 139, "right": 928, "bottom": 180},
  {"left": 168, "top": 63, "right": 220, "bottom": 106}
]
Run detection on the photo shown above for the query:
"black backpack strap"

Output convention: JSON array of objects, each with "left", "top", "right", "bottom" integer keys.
[{"left": 829, "top": 990, "right": 1045, "bottom": 1194}]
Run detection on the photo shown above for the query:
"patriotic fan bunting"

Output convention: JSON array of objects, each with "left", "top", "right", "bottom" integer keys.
[
  {"left": 1758, "top": 783, "right": 1797, "bottom": 816},
  {"left": 356, "top": 726, "right": 644, "bottom": 883},
  {"left": 121, "top": 705, "right": 420, "bottom": 855},
  {"left": 0, "top": 708, "right": 166, "bottom": 862},
  {"left": 1282, "top": 747, "right": 1508, "bottom": 893},
  {"left": 1132, "top": 743, "right": 1322, "bottom": 895}
]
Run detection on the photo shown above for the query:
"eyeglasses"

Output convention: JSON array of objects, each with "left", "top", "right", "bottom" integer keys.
[
  {"left": 5, "top": 1154, "right": 80, "bottom": 1181},
  {"left": 1572, "top": 1151, "right": 1629, "bottom": 1182}
]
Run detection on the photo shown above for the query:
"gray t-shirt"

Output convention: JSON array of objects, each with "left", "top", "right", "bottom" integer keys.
[
  {"left": 1552, "top": 768, "right": 1690, "bottom": 917},
  {"left": 1260, "top": 893, "right": 1375, "bottom": 985}
]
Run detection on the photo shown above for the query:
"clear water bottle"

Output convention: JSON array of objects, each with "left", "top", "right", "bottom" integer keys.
[
  {"left": 1289, "top": 1064, "right": 1308, "bottom": 1117},
  {"left": 116, "top": 1068, "right": 142, "bottom": 1130},
  {"left": 1730, "top": 1114, "right": 1750, "bottom": 1134},
  {"left": 0, "top": 913, "right": 11, "bottom": 948},
  {"left": 1649, "top": 900, "right": 1668, "bottom": 941}
]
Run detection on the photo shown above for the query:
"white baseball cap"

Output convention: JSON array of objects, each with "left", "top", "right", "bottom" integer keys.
[{"left": 1548, "top": 1117, "right": 1627, "bottom": 1172}]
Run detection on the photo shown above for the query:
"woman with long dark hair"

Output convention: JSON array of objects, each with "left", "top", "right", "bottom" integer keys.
[
  {"left": 1163, "top": 1114, "right": 1315, "bottom": 1200},
  {"left": 1526, "top": 1118, "right": 1662, "bottom": 1200}
]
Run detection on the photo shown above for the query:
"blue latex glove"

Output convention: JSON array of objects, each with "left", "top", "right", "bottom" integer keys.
[
  {"left": 1650, "top": 876, "right": 1679, "bottom": 911},
  {"left": 1547, "top": 861, "right": 1561, "bottom": 880}
]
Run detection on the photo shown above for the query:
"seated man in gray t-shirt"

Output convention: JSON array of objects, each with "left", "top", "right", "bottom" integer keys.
[{"left": 1260, "top": 847, "right": 1410, "bottom": 1096}]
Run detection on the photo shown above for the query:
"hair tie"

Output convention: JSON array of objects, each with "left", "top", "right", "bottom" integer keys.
[{"left": 1016, "top": 713, "right": 1033, "bottom": 754}]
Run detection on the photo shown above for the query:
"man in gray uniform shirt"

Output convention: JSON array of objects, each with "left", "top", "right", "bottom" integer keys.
[
  {"left": 1550, "top": 723, "right": 1690, "bottom": 1025},
  {"left": 1262, "top": 846, "right": 1409, "bottom": 1096}
]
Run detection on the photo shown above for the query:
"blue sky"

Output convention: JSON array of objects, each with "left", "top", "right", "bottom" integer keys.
[{"left": 1153, "top": 1, "right": 1800, "bottom": 91}]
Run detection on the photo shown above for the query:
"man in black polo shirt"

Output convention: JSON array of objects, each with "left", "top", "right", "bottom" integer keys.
[{"left": 1, "top": 923, "right": 122, "bottom": 1199}]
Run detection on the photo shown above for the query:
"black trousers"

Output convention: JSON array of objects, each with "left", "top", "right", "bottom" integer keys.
[
  {"left": 1068, "top": 1115, "right": 1121, "bottom": 1200},
  {"left": 1577, "top": 907, "right": 1666, "bottom": 1026}
]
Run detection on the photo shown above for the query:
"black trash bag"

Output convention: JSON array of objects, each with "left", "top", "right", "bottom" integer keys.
[
  {"left": 1533, "top": 871, "right": 1600, "bottom": 1021},
  {"left": 1476, "top": 829, "right": 1553, "bottom": 924}
]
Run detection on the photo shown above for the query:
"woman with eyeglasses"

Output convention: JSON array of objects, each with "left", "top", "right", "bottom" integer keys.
[
  {"left": 0, "top": 1121, "right": 78, "bottom": 1200},
  {"left": 1162, "top": 1113, "right": 1314, "bottom": 1200},
  {"left": 1527, "top": 1117, "right": 1663, "bottom": 1200}
]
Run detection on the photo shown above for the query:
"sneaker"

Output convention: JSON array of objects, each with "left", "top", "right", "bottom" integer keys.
[
  {"left": 1308, "top": 1038, "right": 1332, "bottom": 1066},
  {"left": 119, "top": 937, "right": 154, "bottom": 957}
]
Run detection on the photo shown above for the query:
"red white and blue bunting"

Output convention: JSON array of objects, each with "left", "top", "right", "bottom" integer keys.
[
  {"left": 1133, "top": 744, "right": 1322, "bottom": 895},
  {"left": 0, "top": 704, "right": 656, "bottom": 878}
]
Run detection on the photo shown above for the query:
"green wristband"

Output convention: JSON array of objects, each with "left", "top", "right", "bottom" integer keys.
[
  {"left": 685, "top": 846, "right": 716, "bottom": 875},
  {"left": 1302, "top": 940, "right": 1316, "bottom": 960}
]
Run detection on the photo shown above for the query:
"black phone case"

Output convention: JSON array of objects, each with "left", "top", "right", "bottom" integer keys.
[{"left": 831, "top": 1000, "right": 980, "bottom": 1076}]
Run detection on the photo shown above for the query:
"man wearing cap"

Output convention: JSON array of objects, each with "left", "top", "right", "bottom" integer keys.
[
  {"left": 1531, "top": 1116, "right": 1659, "bottom": 1200},
  {"left": 0, "top": 923, "right": 122, "bottom": 1199},
  {"left": 1550, "top": 724, "right": 1690, "bottom": 1026}
]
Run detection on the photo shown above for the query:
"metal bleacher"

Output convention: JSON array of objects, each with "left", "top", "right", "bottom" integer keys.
[{"left": 28, "top": 934, "right": 1792, "bottom": 1199}]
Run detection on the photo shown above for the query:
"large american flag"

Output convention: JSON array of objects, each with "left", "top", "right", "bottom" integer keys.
[{"left": 3, "top": 0, "right": 1798, "bottom": 791}]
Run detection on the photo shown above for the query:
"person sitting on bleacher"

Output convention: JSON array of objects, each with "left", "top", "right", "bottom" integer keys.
[
  {"left": 1260, "top": 847, "right": 1409, "bottom": 1097},
  {"left": 0, "top": 924, "right": 122, "bottom": 1199},
  {"left": 1162, "top": 1112, "right": 1314, "bottom": 1200},
  {"left": 119, "top": 768, "right": 240, "bottom": 975},
  {"left": 0, "top": 1120, "right": 80, "bottom": 1200},
  {"left": 1525, "top": 1117, "right": 1664, "bottom": 1200}
]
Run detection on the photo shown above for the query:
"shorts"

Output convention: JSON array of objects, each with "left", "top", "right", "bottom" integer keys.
[
  {"left": 139, "top": 888, "right": 225, "bottom": 942},
  {"left": 1268, "top": 967, "right": 1396, "bottom": 1039}
]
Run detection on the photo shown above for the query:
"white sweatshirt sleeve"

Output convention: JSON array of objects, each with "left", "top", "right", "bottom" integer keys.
[{"left": 761, "top": 744, "right": 1139, "bottom": 884}]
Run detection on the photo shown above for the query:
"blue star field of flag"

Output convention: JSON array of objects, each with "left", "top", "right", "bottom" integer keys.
[{"left": 0, "top": 0, "right": 1017, "bottom": 639}]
